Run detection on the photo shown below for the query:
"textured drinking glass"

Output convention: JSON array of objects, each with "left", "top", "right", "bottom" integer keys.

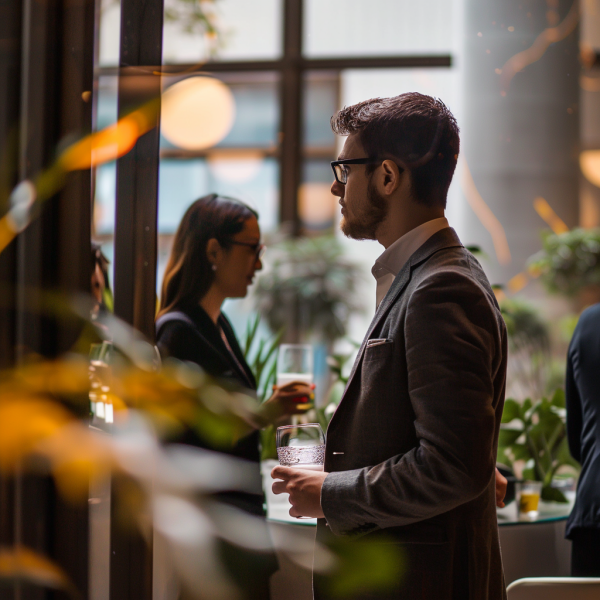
[
  {"left": 277, "top": 344, "right": 313, "bottom": 388},
  {"left": 276, "top": 423, "right": 325, "bottom": 470},
  {"left": 516, "top": 480, "right": 542, "bottom": 520}
]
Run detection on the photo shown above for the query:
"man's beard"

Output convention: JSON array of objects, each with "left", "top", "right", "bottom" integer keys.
[{"left": 340, "top": 178, "right": 388, "bottom": 241}]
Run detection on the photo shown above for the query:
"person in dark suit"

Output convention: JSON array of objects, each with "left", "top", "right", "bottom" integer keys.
[
  {"left": 565, "top": 302, "right": 600, "bottom": 576},
  {"left": 272, "top": 93, "right": 508, "bottom": 599},
  {"left": 156, "top": 194, "right": 311, "bottom": 599}
]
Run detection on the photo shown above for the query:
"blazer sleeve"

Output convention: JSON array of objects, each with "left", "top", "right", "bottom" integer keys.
[
  {"left": 565, "top": 329, "right": 583, "bottom": 464},
  {"left": 321, "top": 269, "right": 504, "bottom": 535}
]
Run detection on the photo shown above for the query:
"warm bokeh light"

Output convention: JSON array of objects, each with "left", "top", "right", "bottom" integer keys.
[
  {"left": 161, "top": 76, "right": 235, "bottom": 150},
  {"left": 460, "top": 158, "right": 511, "bottom": 265},
  {"left": 533, "top": 197, "right": 569, "bottom": 234},
  {"left": 580, "top": 150, "right": 600, "bottom": 188},
  {"left": 299, "top": 183, "right": 337, "bottom": 228},
  {"left": 507, "top": 272, "right": 529, "bottom": 294}
]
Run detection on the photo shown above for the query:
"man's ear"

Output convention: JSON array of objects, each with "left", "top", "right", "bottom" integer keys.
[
  {"left": 380, "top": 159, "right": 403, "bottom": 195},
  {"left": 206, "top": 238, "right": 222, "bottom": 267}
]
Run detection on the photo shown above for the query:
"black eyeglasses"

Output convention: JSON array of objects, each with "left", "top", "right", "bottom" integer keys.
[
  {"left": 230, "top": 241, "right": 266, "bottom": 260},
  {"left": 331, "top": 157, "right": 404, "bottom": 185},
  {"left": 331, "top": 158, "right": 381, "bottom": 185}
]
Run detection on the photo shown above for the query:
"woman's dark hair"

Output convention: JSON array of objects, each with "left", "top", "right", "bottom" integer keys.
[
  {"left": 157, "top": 194, "right": 258, "bottom": 318},
  {"left": 331, "top": 92, "right": 460, "bottom": 208}
]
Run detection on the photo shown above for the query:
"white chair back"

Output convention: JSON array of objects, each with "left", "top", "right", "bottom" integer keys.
[{"left": 507, "top": 577, "right": 600, "bottom": 599}]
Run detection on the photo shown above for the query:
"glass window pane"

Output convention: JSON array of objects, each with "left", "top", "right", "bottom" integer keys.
[
  {"left": 98, "top": 0, "right": 121, "bottom": 67},
  {"left": 160, "top": 73, "right": 279, "bottom": 149},
  {"left": 162, "top": 0, "right": 282, "bottom": 64},
  {"left": 300, "top": 160, "right": 337, "bottom": 232},
  {"left": 304, "top": 0, "right": 455, "bottom": 58},
  {"left": 92, "top": 76, "right": 119, "bottom": 286},
  {"left": 156, "top": 156, "right": 279, "bottom": 292},
  {"left": 304, "top": 72, "right": 338, "bottom": 150}
]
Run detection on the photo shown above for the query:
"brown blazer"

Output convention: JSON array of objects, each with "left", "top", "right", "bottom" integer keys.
[{"left": 315, "top": 228, "right": 507, "bottom": 600}]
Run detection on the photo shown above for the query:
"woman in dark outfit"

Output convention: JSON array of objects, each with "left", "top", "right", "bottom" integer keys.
[{"left": 156, "top": 194, "right": 310, "bottom": 599}]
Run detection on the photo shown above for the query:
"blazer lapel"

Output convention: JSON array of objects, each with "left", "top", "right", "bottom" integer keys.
[
  {"left": 338, "top": 228, "right": 464, "bottom": 404},
  {"left": 344, "top": 264, "right": 412, "bottom": 386}
]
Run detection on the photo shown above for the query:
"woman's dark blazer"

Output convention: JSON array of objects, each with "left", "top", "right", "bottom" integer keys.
[
  {"left": 565, "top": 302, "right": 600, "bottom": 538},
  {"left": 155, "top": 303, "right": 262, "bottom": 513},
  {"left": 156, "top": 304, "right": 278, "bottom": 597}
]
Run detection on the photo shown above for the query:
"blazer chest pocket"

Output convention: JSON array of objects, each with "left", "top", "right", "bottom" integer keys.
[{"left": 363, "top": 338, "right": 394, "bottom": 362}]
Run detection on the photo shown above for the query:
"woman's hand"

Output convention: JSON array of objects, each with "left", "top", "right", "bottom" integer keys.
[{"left": 258, "top": 381, "right": 314, "bottom": 425}]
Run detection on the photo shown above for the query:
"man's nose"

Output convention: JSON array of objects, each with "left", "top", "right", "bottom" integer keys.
[{"left": 331, "top": 179, "right": 344, "bottom": 198}]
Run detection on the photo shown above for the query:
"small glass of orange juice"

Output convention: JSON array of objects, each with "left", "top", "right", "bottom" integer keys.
[{"left": 516, "top": 480, "right": 542, "bottom": 520}]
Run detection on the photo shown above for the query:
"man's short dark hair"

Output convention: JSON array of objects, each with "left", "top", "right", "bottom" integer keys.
[{"left": 331, "top": 92, "right": 460, "bottom": 208}]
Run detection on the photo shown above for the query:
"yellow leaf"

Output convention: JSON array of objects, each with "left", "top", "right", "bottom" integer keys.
[
  {"left": 0, "top": 399, "right": 73, "bottom": 471},
  {"left": 0, "top": 546, "right": 77, "bottom": 597}
]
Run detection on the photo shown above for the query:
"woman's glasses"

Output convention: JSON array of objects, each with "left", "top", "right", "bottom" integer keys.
[{"left": 230, "top": 240, "right": 266, "bottom": 260}]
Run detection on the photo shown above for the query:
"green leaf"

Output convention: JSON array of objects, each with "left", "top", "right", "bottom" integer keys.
[
  {"left": 498, "top": 427, "right": 523, "bottom": 448},
  {"left": 511, "top": 443, "right": 533, "bottom": 462},
  {"left": 496, "top": 448, "right": 514, "bottom": 469},
  {"left": 541, "top": 486, "right": 568, "bottom": 503},
  {"left": 529, "top": 411, "right": 563, "bottom": 443},
  {"left": 550, "top": 388, "right": 566, "bottom": 409},
  {"left": 501, "top": 399, "right": 521, "bottom": 423},
  {"left": 522, "top": 466, "right": 537, "bottom": 481},
  {"left": 521, "top": 398, "right": 534, "bottom": 423},
  {"left": 243, "top": 313, "right": 260, "bottom": 358},
  {"left": 321, "top": 537, "right": 405, "bottom": 598},
  {"left": 555, "top": 437, "right": 581, "bottom": 471}
]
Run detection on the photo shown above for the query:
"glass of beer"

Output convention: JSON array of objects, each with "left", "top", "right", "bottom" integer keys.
[
  {"left": 516, "top": 480, "right": 542, "bottom": 520},
  {"left": 277, "top": 344, "right": 313, "bottom": 388}
]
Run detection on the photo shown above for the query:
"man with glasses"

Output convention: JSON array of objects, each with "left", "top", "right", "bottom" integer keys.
[{"left": 272, "top": 92, "right": 507, "bottom": 599}]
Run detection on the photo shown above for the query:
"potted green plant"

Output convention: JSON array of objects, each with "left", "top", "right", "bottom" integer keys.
[
  {"left": 253, "top": 234, "right": 365, "bottom": 346},
  {"left": 528, "top": 228, "right": 600, "bottom": 305},
  {"left": 497, "top": 389, "right": 580, "bottom": 503}
]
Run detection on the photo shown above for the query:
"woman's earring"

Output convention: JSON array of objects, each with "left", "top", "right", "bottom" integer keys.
[{"left": 212, "top": 264, "right": 217, "bottom": 271}]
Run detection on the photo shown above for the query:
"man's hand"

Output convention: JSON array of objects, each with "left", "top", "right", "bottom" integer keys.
[
  {"left": 271, "top": 466, "right": 327, "bottom": 519},
  {"left": 495, "top": 467, "right": 507, "bottom": 508}
]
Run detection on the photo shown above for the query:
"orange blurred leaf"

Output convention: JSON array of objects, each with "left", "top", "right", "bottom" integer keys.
[
  {"left": 0, "top": 398, "right": 73, "bottom": 471},
  {"left": 0, "top": 546, "right": 77, "bottom": 597}
]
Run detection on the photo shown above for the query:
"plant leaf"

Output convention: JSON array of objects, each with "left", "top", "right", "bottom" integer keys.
[
  {"left": 0, "top": 546, "right": 77, "bottom": 596},
  {"left": 511, "top": 443, "right": 532, "bottom": 462},
  {"left": 541, "top": 486, "right": 568, "bottom": 503},
  {"left": 321, "top": 536, "right": 404, "bottom": 598},
  {"left": 498, "top": 427, "right": 522, "bottom": 448},
  {"left": 501, "top": 399, "right": 521, "bottom": 423},
  {"left": 551, "top": 388, "right": 566, "bottom": 409}
]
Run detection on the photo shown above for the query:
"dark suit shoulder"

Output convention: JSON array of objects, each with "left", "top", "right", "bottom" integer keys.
[
  {"left": 413, "top": 246, "right": 496, "bottom": 302},
  {"left": 575, "top": 302, "right": 600, "bottom": 337},
  {"left": 156, "top": 318, "right": 210, "bottom": 365}
]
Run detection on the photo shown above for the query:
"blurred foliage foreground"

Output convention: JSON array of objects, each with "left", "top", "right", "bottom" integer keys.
[{"left": 0, "top": 302, "right": 401, "bottom": 599}]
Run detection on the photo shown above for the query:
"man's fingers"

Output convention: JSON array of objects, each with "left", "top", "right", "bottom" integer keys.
[
  {"left": 271, "top": 466, "right": 293, "bottom": 481},
  {"left": 272, "top": 480, "right": 288, "bottom": 495},
  {"left": 289, "top": 505, "right": 302, "bottom": 518}
]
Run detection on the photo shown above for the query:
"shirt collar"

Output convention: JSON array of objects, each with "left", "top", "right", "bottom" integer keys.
[{"left": 372, "top": 217, "right": 450, "bottom": 280}]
